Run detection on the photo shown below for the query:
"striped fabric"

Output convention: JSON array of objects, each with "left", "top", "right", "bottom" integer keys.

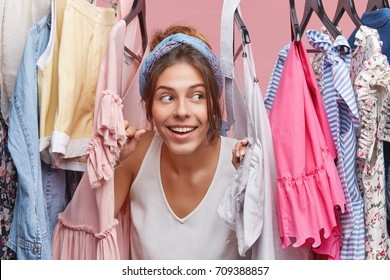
[
  {"left": 307, "top": 30, "right": 365, "bottom": 260},
  {"left": 264, "top": 44, "right": 290, "bottom": 112}
]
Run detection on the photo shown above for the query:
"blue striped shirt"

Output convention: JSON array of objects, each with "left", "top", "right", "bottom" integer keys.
[{"left": 264, "top": 44, "right": 290, "bottom": 112}]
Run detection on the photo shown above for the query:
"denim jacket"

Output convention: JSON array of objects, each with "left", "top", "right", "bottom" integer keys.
[{"left": 7, "top": 14, "right": 52, "bottom": 259}]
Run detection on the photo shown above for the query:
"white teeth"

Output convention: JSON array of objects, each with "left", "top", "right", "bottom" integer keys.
[{"left": 170, "top": 127, "right": 195, "bottom": 133}]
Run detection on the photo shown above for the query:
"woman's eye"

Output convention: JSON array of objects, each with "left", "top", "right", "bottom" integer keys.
[
  {"left": 161, "top": 95, "right": 174, "bottom": 102},
  {"left": 191, "top": 94, "right": 204, "bottom": 101}
]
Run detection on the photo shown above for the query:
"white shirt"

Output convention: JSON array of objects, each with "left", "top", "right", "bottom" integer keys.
[{"left": 130, "top": 133, "right": 247, "bottom": 260}]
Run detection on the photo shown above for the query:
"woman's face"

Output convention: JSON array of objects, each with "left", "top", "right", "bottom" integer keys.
[{"left": 152, "top": 62, "right": 210, "bottom": 155}]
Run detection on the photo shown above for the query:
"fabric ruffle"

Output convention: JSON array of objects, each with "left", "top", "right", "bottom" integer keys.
[
  {"left": 354, "top": 48, "right": 390, "bottom": 161},
  {"left": 354, "top": 26, "right": 383, "bottom": 51},
  {"left": 85, "top": 90, "right": 127, "bottom": 188},
  {"left": 277, "top": 148, "right": 346, "bottom": 252},
  {"left": 218, "top": 141, "right": 264, "bottom": 257},
  {"left": 52, "top": 193, "right": 131, "bottom": 260},
  {"left": 52, "top": 213, "right": 120, "bottom": 260}
]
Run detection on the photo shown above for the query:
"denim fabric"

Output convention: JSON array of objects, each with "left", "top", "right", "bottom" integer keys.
[
  {"left": 386, "top": 138, "right": 390, "bottom": 235},
  {"left": 387, "top": 161, "right": 390, "bottom": 234},
  {"left": 41, "top": 162, "right": 67, "bottom": 237},
  {"left": 7, "top": 14, "right": 52, "bottom": 259},
  {"left": 41, "top": 163, "right": 83, "bottom": 238}
]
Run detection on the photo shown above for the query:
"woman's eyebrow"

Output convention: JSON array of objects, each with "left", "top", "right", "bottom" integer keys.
[
  {"left": 155, "top": 83, "right": 205, "bottom": 91},
  {"left": 189, "top": 83, "right": 205, "bottom": 89},
  {"left": 155, "top": 85, "right": 173, "bottom": 91}
]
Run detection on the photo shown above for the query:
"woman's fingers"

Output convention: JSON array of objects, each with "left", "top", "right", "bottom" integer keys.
[
  {"left": 125, "top": 126, "right": 137, "bottom": 140},
  {"left": 120, "top": 121, "right": 147, "bottom": 161},
  {"left": 231, "top": 137, "right": 249, "bottom": 169},
  {"left": 124, "top": 120, "right": 130, "bottom": 129}
]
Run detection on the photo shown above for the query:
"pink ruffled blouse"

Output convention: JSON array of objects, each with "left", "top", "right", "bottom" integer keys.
[
  {"left": 268, "top": 40, "right": 346, "bottom": 259},
  {"left": 52, "top": 19, "right": 145, "bottom": 259}
]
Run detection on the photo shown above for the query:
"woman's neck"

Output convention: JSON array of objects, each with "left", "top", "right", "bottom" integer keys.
[{"left": 161, "top": 136, "right": 221, "bottom": 174}]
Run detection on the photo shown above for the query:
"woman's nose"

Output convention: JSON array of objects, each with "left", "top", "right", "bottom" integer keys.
[{"left": 173, "top": 99, "right": 190, "bottom": 118}]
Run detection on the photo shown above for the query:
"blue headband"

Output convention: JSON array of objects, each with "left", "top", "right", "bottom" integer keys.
[{"left": 139, "top": 33, "right": 223, "bottom": 97}]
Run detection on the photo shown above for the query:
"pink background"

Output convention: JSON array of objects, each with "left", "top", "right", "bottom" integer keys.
[{"left": 98, "top": 0, "right": 368, "bottom": 92}]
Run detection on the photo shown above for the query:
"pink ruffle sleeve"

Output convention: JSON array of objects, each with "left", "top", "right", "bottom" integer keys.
[{"left": 51, "top": 20, "right": 140, "bottom": 259}]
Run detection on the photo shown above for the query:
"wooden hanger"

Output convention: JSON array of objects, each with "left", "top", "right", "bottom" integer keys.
[
  {"left": 300, "top": 0, "right": 341, "bottom": 39},
  {"left": 333, "top": 0, "right": 362, "bottom": 27},
  {"left": 290, "top": 0, "right": 302, "bottom": 41},
  {"left": 366, "top": 0, "right": 389, "bottom": 11},
  {"left": 123, "top": 0, "right": 148, "bottom": 62}
]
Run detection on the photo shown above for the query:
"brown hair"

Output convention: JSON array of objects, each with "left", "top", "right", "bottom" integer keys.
[
  {"left": 142, "top": 24, "right": 222, "bottom": 142},
  {"left": 149, "top": 24, "right": 212, "bottom": 50}
]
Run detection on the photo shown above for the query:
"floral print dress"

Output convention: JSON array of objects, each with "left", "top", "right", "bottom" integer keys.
[
  {"left": 0, "top": 109, "right": 17, "bottom": 260},
  {"left": 351, "top": 26, "right": 390, "bottom": 260}
]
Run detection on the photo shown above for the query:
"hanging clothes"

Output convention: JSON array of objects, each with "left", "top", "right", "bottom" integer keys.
[
  {"left": 218, "top": 0, "right": 311, "bottom": 260},
  {"left": 264, "top": 44, "right": 290, "bottom": 112},
  {"left": 306, "top": 30, "right": 365, "bottom": 260},
  {"left": 0, "top": 108, "right": 17, "bottom": 260},
  {"left": 269, "top": 39, "right": 346, "bottom": 259},
  {"left": 38, "top": 0, "right": 66, "bottom": 164},
  {"left": 218, "top": 0, "right": 264, "bottom": 259},
  {"left": 0, "top": 0, "right": 50, "bottom": 123},
  {"left": 348, "top": 8, "right": 390, "bottom": 63},
  {"left": 0, "top": 0, "right": 49, "bottom": 260},
  {"left": 38, "top": 0, "right": 116, "bottom": 171},
  {"left": 351, "top": 26, "right": 390, "bottom": 260},
  {"left": 348, "top": 7, "right": 390, "bottom": 239},
  {"left": 52, "top": 18, "right": 144, "bottom": 259},
  {"left": 7, "top": 13, "right": 52, "bottom": 260}
]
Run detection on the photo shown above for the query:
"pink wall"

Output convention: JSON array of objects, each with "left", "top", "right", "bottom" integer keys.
[{"left": 99, "top": 0, "right": 368, "bottom": 92}]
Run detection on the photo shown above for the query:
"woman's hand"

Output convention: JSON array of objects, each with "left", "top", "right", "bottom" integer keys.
[
  {"left": 231, "top": 137, "right": 249, "bottom": 169},
  {"left": 120, "top": 120, "right": 146, "bottom": 161}
]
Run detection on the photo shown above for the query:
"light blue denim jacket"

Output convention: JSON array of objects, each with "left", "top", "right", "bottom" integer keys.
[{"left": 7, "top": 14, "right": 52, "bottom": 260}]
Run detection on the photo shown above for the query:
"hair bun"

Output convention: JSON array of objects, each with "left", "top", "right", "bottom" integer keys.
[{"left": 149, "top": 24, "right": 211, "bottom": 51}]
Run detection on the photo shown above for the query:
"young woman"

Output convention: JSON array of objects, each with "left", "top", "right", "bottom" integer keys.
[{"left": 114, "top": 25, "right": 248, "bottom": 259}]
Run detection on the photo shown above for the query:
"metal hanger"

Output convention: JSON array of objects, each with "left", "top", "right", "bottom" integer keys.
[
  {"left": 366, "top": 0, "right": 389, "bottom": 11},
  {"left": 235, "top": 10, "right": 251, "bottom": 45},
  {"left": 233, "top": 9, "right": 251, "bottom": 61},
  {"left": 290, "top": 0, "right": 302, "bottom": 41},
  {"left": 300, "top": 0, "right": 342, "bottom": 39},
  {"left": 123, "top": 0, "right": 148, "bottom": 62},
  {"left": 333, "top": 0, "right": 362, "bottom": 27}
]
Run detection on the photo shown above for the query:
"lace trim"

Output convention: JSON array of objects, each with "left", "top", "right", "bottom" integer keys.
[{"left": 85, "top": 90, "right": 127, "bottom": 188}]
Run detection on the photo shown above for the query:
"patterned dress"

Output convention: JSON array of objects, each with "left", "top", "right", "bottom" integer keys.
[
  {"left": 351, "top": 26, "right": 390, "bottom": 260},
  {"left": 0, "top": 108, "right": 17, "bottom": 260}
]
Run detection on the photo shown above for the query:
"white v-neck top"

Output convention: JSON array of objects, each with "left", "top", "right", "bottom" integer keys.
[{"left": 130, "top": 133, "right": 247, "bottom": 259}]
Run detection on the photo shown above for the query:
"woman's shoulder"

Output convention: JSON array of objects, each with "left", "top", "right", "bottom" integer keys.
[
  {"left": 133, "top": 130, "right": 156, "bottom": 159},
  {"left": 139, "top": 129, "right": 156, "bottom": 146}
]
